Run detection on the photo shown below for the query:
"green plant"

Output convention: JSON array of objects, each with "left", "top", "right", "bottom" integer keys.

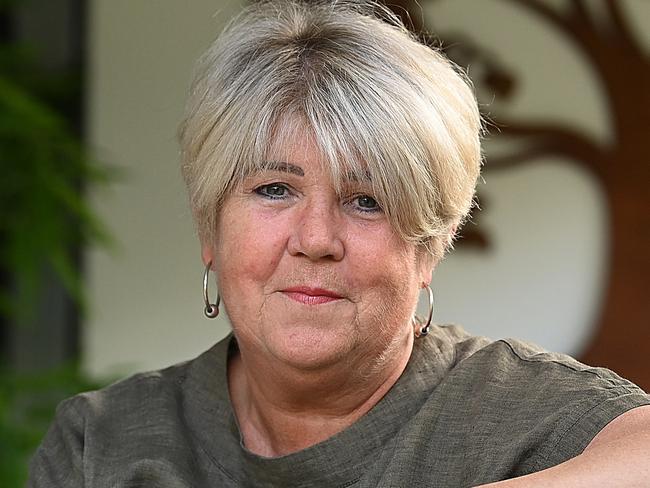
[
  {"left": 0, "top": 56, "right": 114, "bottom": 320},
  {"left": 0, "top": 6, "right": 116, "bottom": 486}
]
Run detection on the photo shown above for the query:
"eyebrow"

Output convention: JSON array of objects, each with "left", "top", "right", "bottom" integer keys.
[
  {"left": 256, "top": 160, "right": 305, "bottom": 177},
  {"left": 250, "top": 160, "right": 372, "bottom": 183}
]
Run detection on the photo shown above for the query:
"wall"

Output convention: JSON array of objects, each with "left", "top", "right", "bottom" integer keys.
[{"left": 85, "top": 0, "right": 242, "bottom": 377}]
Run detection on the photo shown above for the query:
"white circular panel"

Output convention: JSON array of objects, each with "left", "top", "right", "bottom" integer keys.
[{"left": 431, "top": 161, "right": 609, "bottom": 356}]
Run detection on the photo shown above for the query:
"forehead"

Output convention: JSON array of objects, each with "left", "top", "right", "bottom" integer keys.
[
  {"left": 248, "top": 134, "right": 327, "bottom": 182},
  {"left": 259, "top": 118, "right": 371, "bottom": 184},
  {"left": 265, "top": 120, "right": 323, "bottom": 165}
]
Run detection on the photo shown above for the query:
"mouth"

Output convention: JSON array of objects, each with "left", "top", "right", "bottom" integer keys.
[{"left": 281, "top": 286, "right": 344, "bottom": 305}]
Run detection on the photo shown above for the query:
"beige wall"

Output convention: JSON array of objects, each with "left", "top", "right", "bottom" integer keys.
[
  {"left": 85, "top": 0, "right": 242, "bottom": 378},
  {"left": 84, "top": 0, "right": 649, "bottom": 378}
]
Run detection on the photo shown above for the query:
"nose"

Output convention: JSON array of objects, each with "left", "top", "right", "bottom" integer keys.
[{"left": 288, "top": 199, "right": 345, "bottom": 261}]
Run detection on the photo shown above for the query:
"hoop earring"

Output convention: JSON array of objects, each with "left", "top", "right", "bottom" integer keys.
[
  {"left": 414, "top": 284, "right": 434, "bottom": 338},
  {"left": 203, "top": 261, "right": 220, "bottom": 318}
]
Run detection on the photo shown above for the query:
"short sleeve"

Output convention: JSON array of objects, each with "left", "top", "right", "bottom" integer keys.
[
  {"left": 27, "top": 397, "right": 86, "bottom": 488},
  {"left": 534, "top": 376, "right": 650, "bottom": 470},
  {"left": 497, "top": 339, "right": 650, "bottom": 474}
]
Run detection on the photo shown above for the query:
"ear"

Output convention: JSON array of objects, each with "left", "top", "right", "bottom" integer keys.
[
  {"left": 201, "top": 243, "right": 215, "bottom": 268},
  {"left": 416, "top": 250, "right": 436, "bottom": 287},
  {"left": 417, "top": 224, "right": 458, "bottom": 286}
]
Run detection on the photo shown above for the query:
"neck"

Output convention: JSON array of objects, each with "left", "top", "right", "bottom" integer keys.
[{"left": 227, "top": 330, "right": 414, "bottom": 457}]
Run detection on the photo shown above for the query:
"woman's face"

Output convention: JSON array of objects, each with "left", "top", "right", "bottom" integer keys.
[{"left": 203, "top": 131, "right": 434, "bottom": 371}]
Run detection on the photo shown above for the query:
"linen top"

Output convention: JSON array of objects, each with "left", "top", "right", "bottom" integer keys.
[{"left": 28, "top": 325, "right": 650, "bottom": 487}]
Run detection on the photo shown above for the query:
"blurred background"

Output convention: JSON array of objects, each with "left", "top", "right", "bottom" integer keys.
[{"left": 1, "top": 0, "right": 648, "bottom": 484}]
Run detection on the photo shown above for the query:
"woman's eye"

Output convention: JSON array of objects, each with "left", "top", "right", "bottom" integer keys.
[
  {"left": 255, "top": 183, "right": 289, "bottom": 199},
  {"left": 354, "top": 195, "right": 381, "bottom": 212}
]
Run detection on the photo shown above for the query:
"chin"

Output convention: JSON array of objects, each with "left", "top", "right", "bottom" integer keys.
[{"left": 264, "top": 326, "right": 358, "bottom": 371}]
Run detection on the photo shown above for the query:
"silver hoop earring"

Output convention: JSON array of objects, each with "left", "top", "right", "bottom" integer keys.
[
  {"left": 414, "top": 285, "right": 434, "bottom": 338},
  {"left": 203, "top": 261, "right": 220, "bottom": 318}
]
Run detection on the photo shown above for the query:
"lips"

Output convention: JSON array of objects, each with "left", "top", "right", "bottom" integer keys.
[{"left": 281, "top": 286, "right": 343, "bottom": 305}]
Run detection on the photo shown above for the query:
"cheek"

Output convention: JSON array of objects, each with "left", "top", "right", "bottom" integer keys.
[
  {"left": 346, "top": 229, "right": 420, "bottom": 310},
  {"left": 214, "top": 205, "right": 287, "bottom": 291}
]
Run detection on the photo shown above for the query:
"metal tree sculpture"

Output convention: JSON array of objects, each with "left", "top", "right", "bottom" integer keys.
[{"left": 390, "top": 0, "right": 650, "bottom": 389}]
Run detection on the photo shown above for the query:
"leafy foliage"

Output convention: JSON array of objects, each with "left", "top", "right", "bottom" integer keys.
[
  {"left": 0, "top": 43, "right": 116, "bottom": 320},
  {"left": 0, "top": 6, "right": 116, "bottom": 486}
]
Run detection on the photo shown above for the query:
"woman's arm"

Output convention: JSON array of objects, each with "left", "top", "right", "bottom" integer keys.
[{"left": 478, "top": 405, "right": 650, "bottom": 487}]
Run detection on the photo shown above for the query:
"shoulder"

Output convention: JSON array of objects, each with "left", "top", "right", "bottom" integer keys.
[
  {"left": 28, "top": 336, "right": 232, "bottom": 486},
  {"left": 431, "top": 326, "right": 644, "bottom": 394},
  {"left": 428, "top": 328, "right": 649, "bottom": 472},
  {"left": 466, "top": 336, "right": 644, "bottom": 396},
  {"left": 27, "top": 362, "right": 190, "bottom": 487},
  {"left": 50, "top": 358, "right": 192, "bottom": 439},
  {"left": 55, "top": 333, "right": 232, "bottom": 425},
  {"left": 441, "top": 331, "right": 649, "bottom": 429}
]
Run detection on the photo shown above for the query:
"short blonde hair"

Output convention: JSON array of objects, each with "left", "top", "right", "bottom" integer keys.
[{"left": 179, "top": 0, "right": 482, "bottom": 256}]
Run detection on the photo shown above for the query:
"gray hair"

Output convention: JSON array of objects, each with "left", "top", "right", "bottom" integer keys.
[{"left": 179, "top": 0, "right": 482, "bottom": 257}]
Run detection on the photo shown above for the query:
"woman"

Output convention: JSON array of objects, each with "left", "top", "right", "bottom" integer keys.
[{"left": 29, "top": 1, "right": 649, "bottom": 486}]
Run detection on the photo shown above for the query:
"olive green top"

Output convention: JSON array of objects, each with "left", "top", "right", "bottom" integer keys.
[{"left": 28, "top": 325, "right": 649, "bottom": 487}]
